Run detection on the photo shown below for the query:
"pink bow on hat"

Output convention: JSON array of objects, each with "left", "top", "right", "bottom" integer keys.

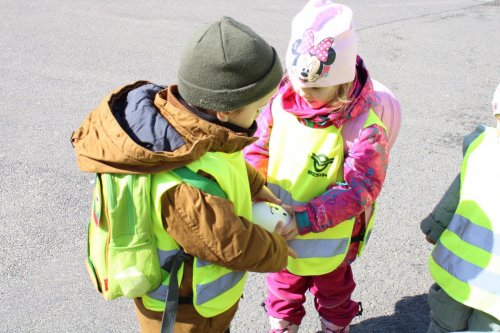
[{"left": 297, "top": 30, "right": 333, "bottom": 62}]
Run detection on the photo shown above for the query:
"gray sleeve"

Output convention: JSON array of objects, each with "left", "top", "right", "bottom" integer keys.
[
  {"left": 420, "top": 174, "right": 460, "bottom": 243},
  {"left": 420, "top": 125, "right": 486, "bottom": 243},
  {"left": 462, "top": 124, "right": 486, "bottom": 155}
]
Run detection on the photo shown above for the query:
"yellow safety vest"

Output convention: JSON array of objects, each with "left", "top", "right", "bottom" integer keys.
[
  {"left": 430, "top": 127, "right": 500, "bottom": 320},
  {"left": 268, "top": 100, "right": 385, "bottom": 276},
  {"left": 142, "top": 151, "right": 253, "bottom": 318}
]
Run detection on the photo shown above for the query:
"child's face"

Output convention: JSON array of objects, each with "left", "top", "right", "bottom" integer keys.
[
  {"left": 222, "top": 88, "right": 277, "bottom": 128},
  {"left": 292, "top": 83, "right": 340, "bottom": 109}
]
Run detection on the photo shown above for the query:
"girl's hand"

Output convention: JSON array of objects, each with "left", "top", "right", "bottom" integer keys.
[
  {"left": 275, "top": 205, "right": 299, "bottom": 240},
  {"left": 254, "top": 185, "right": 282, "bottom": 205}
]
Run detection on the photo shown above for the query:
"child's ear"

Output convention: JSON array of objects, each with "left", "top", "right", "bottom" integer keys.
[{"left": 216, "top": 112, "right": 230, "bottom": 122}]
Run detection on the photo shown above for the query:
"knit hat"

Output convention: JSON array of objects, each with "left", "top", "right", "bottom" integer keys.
[
  {"left": 493, "top": 83, "right": 500, "bottom": 116},
  {"left": 178, "top": 16, "right": 283, "bottom": 112},
  {"left": 286, "top": 0, "right": 358, "bottom": 88}
]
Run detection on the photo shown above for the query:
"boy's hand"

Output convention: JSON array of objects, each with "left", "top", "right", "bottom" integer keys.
[
  {"left": 280, "top": 220, "right": 299, "bottom": 240},
  {"left": 254, "top": 185, "right": 282, "bottom": 205},
  {"left": 287, "top": 246, "right": 297, "bottom": 258},
  {"left": 278, "top": 246, "right": 296, "bottom": 270},
  {"left": 273, "top": 222, "right": 297, "bottom": 261}
]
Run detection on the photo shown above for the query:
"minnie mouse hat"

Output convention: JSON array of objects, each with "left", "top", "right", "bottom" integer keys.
[{"left": 286, "top": 0, "right": 358, "bottom": 88}]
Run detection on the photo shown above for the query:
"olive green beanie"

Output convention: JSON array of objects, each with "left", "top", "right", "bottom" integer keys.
[{"left": 178, "top": 16, "right": 283, "bottom": 112}]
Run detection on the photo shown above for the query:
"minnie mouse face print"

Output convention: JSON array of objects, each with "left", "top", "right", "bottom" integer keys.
[{"left": 290, "top": 29, "right": 336, "bottom": 83}]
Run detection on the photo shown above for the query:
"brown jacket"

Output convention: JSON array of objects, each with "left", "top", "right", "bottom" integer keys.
[{"left": 72, "top": 81, "right": 288, "bottom": 304}]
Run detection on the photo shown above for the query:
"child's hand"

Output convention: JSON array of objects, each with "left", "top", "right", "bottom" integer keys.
[
  {"left": 273, "top": 222, "right": 297, "bottom": 259},
  {"left": 275, "top": 205, "right": 299, "bottom": 240},
  {"left": 280, "top": 220, "right": 299, "bottom": 240},
  {"left": 254, "top": 185, "right": 282, "bottom": 205},
  {"left": 425, "top": 235, "right": 436, "bottom": 245},
  {"left": 287, "top": 246, "right": 297, "bottom": 258},
  {"left": 274, "top": 220, "right": 291, "bottom": 234}
]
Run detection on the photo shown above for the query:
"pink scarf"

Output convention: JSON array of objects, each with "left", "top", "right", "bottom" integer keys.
[{"left": 280, "top": 56, "right": 376, "bottom": 128}]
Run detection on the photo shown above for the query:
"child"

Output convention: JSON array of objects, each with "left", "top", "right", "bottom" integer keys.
[
  {"left": 421, "top": 83, "right": 500, "bottom": 333},
  {"left": 71, "top": 16, "right": 292, "bottom": 333},
  {"left": 243, "top": 1, "right": 401, "bottom": 332}
]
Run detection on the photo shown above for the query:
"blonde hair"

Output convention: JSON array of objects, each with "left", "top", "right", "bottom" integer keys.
[{"left": 328, "top": 81, "right": 353, "bottom": 111}]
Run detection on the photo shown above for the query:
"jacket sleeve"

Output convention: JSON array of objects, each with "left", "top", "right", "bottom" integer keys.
[
  {"left": 161, "top": 183, "right": 288, "bottom": 272},
  {"left": 295, "top": 124, "right": 389, "bottom": 234},
  {"left": 243, "top": 100, "right": 274, "bottom": 180},
  {"left": 420, "top": 175, "right": 460, "bottom": 243},
  {"left": 420, "top": 125, "right": 485, "bottom": 243},
  {"left": 246, "top": 162, "right": 266, "bottom": 197}
]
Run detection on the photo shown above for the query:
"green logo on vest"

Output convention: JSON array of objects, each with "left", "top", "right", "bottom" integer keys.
[{"left": 308, "top": 153, "right": 334, "bottom": 177}]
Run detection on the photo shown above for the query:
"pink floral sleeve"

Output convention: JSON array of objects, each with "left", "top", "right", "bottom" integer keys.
[
  {"left": 244, "top": 99, "right": 390, "bottom": 235},
  {"left": 296, "top": 124, "right": 389, "bottom": 234}
]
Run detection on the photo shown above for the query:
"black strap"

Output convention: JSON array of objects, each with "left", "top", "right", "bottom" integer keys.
[
  {"left": 350, "top": 234, "right": 365, "bottom": 243},
  {"left": 160, "top": 250, "right": 191, "bottom": 333},
  {"left": 356, "top": 302, "right": 363, "bottom": 316},
  {"left": 178, "top": 296, "right": 193, "bottom": 305},
  {"left": 158, "top": 167, "right": 226, "bottom": 332}
]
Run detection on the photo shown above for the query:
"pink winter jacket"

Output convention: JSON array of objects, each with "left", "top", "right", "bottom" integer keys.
[{"left": 244, "top": 63, "right": 401, "bottom": 237}]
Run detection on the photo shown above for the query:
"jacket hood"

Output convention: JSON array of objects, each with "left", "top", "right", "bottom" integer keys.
[{"left": 71, "top": 81, "right": 257, "bottom": 174}]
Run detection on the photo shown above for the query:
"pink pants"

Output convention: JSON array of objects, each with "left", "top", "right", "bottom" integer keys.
[{"left": 264, "top": 264, "right": 360, "bottom": 327}]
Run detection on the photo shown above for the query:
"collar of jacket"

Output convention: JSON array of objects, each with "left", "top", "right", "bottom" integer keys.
[
  {"left": 154, "top": 85, "right": 257, "bottom": 155},
  {"left": 72, "top": 81, "right": 257, "bottom": 174}
]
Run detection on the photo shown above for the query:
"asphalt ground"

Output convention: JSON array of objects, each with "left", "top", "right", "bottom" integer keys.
[{"left": 0, "top": 1, "right": 499, "bottom": 332}]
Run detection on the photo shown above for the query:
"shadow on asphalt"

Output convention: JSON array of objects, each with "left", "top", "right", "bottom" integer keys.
[{"left": 350, "top": 294, "right": 430, "bottom": 333}]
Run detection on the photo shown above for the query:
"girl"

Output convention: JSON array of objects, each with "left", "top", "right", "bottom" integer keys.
[{"left": 244, "top": 2, "right": 401, "bottom": 332}]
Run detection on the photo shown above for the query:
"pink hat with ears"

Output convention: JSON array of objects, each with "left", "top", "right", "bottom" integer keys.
[
  {"left": 493, "top": 83, "right": 500, "bottom": 116},
  {"left": 286, "top": 0, "right": 358, "bottom": 88}
]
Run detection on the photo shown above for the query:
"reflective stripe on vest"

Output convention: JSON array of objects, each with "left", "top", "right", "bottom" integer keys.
[
  {"left": 147, "top": 257, "right": 247, "bottom": 307},
  {"left": 141, "top": 151, "right": 252, "bottom": 318},
  {"left": 430, "top": 127, "right": 500, "bottom": 320},
  {"left": 268, "top": 101, "right": 386, "bottom": 275},
  {"left": 432, "top": 241, "right": 500, "bottom": 294},
  {"left": 195, "top": 272, "right": 246, "bottom": 305},
  {"left": 146, "top": 248, "right": 183, "bottom": 302},
  {"left": 195, "top": 258, "right": 246, "bottom": 305},
  {"left": 288, "top": 238, "right": 349, "bottom": 258}
]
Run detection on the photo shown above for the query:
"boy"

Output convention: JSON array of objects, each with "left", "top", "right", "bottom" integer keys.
[
  {"left": 72, "top": 16, "right": 291, "bottom": 333},
  {"left": 421, "top": 83, "right": 500, "bottom": 333}
]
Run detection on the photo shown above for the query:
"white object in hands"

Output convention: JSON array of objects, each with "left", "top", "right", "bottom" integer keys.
[{"left": 251, "top": 201, "right": 292, "bottom": 232}]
